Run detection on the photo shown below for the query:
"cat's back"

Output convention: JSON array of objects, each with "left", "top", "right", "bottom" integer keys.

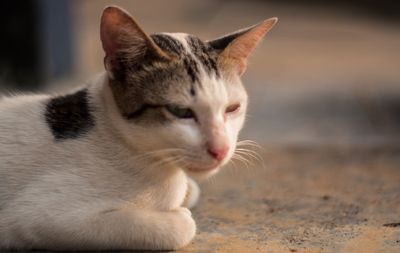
[
  {"left": 0, "top": 94, "right": 51, "bottom": 145},
  {"left": 0, "top": 94, "right": 58, "bottom": 204},
  {"left": 0, "top": 94, "right": 56, "bottom": 168},
  {"left": 0, "top": 93, "right": 49, "bottom": 118}
]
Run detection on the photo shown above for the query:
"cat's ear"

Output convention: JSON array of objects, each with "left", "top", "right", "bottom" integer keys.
[
  {"left": 208, "top": 18, "right": 277, "bottom": 76},
  {"left": 100, "top": 6, "right": 169, "bottom": 79}
]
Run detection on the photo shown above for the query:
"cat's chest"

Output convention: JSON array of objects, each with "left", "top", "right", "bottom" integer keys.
[
  {"left": 87, "top": 144, "right": 189, "bottom": 210},
  {"left": 143, "top": 169, "right": 188, "bottom": 210},
  {"left": 101, "top": 167, "right": 189, "bottom": 210}
]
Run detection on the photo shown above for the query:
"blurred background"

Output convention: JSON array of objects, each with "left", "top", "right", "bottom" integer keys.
[{"left": 1, "top": 0, "right": 400, "bottom": 146}]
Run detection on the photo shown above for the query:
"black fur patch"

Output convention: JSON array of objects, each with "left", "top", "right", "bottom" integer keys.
[
  {"left": 186, "top": 35, "right": 219, "bottom": 77},
  {"left": 151, "top": 34, "right": 185, "bottom": 56},
  {"left": 45, "top": 89, "right": 95, "bottom": 140}
]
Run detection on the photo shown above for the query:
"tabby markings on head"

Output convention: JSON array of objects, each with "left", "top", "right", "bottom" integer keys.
[
  {"left": 151, "top": 34, "right": 200, "bottom": 86},
  {"left": 186, "top": 35, "right": 219, "bottom": 78},
  {"left": 45, "top": 89, "right": 95, "bottom": 140},
  {"left": 111, "top": 33, "right": 225, "bottom": 121},
  {"left": 151, "top": 33, "right": 220, "bottom": 86}
]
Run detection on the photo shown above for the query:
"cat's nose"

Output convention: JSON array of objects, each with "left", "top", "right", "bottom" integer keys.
[{"left": 207, "top": 146, "right": 228, "bottom": 162}]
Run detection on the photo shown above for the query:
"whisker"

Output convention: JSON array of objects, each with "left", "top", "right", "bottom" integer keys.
[
  {"left": 235, "top": 148, "right": 265, "bottom": 168},
  {"left": 231, "top": 153, "right": 252, "bottom": 169},
  {"left": 131, "top": 149, "right": 187, "bottom": 165},
  {"left": 235, "top": 150, "right": 260, "bottom": 164},
  {"left": 235, "top": 140, "right": 265, "bottom": 169},
  {"left": 145, "top": 155, "right": 185, "bottom": 171},
  {"left": 237, "top": 140, "right": 264, "bottom": 151}
]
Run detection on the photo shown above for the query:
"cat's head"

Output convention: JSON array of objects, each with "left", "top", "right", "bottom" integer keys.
[{"left": 100, "top": 6, "right": 276, "bottom": 177}]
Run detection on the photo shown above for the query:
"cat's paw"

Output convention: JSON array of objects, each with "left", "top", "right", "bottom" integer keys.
[
  {"left": 167, "top": 207, "right": 196, "bottom": 249},
  {"left": 176, "top": 206, "right": 192, "bottom": 217}
]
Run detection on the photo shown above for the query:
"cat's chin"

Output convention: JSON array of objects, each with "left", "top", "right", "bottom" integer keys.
[{"left": 184, "top": 165, "right": 220, "bottom": 178}]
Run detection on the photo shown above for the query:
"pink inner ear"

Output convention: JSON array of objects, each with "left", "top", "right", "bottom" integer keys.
[
  {"left": 222, "top": 18, "right": 277, "bottom": 75},
  {"left": 235, "top": 28, "right": 267, "bottom": 59},
  {"left": 100, "top": 22, "right": 117, "bottom": 56},
  {"left": 100, "top": 6, "right": 169, "bottom": 63},
  {"left": 100, "top": 7, "right": 135, "bottom": 56},
  {"left": 238, "top": 60, "right": 247, "bottom": 76},
  {"left": 234, "top": 32, "right": 263, "bottom": 75}
]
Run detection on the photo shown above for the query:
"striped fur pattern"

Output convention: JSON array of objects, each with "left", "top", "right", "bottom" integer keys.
[
  {"left": 109, "top": 32, "right": 222, "bottom": 121},
  {"left": 0, "top": 6, "right": 277, "bottom": 251}
]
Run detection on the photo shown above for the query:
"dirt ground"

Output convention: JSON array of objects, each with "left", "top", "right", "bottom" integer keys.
[{"left": 186, "top": 145, "right": 400, "bottom": 253}]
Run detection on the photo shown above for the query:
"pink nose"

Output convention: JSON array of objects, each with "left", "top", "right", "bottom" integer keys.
[{"left": 207, "top": 146, "right": 228, "bottom": 162}]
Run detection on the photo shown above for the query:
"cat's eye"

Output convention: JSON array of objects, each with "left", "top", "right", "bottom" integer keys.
[
  {"left": 165, "top": 105, "right": 195, "bottom": 119},
  {"left": 225, "top": 103, "right": 241, "bottom": 114}
]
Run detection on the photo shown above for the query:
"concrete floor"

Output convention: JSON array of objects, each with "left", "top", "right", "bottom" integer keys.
[{"left": 186, "top": 145, "right": 400, "bottom": 253}]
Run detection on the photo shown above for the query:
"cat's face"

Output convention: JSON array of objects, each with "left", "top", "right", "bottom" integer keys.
[{"left": 101, "top": 6, "right": 276, "bottom": 177}]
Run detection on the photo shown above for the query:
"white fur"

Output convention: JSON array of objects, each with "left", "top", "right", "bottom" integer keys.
[
  {"left": 183, "top": 178, "right": 201, "bottom": 209},
  {"left": 0, "top": 63, "right": 247, "bottom": 250}
]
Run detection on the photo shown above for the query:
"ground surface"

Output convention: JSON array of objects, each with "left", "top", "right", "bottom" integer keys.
[{"left": 185, "top": 145, "right": 400, "bottom": 253}]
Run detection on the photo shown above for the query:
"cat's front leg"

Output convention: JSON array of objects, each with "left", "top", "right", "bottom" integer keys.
[
  {"left": 128, "top": 207, "right": 196, "bottom": 250},
  {"left": 2, "top": 206, "right": 196, "bottom": 251},
  {"left": 84, "top": 206, "right": 196, "bottom": 250},
  {"left": 182, "top": 177, "right": 200, "bottom": 209}
]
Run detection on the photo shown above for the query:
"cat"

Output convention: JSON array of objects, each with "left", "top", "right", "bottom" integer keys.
[{"left": 0, "top": 6, "right": 277, "bottom": 250}]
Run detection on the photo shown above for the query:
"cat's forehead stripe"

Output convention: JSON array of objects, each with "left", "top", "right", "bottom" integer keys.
[
  {"left": 186, "top": 35, "right": 220, "bottom": 78},
  {"left": 151, "top": 34, "right": 185, "bottom": 56},
  {"left": 151, "top": 33, "right": 220, "bottom": 83},
  {"left": 183, "top": 55, "right": 200, "bottom": 84},
  {"left": 151, "top": 33, "right": 201, "bottom": 86}
]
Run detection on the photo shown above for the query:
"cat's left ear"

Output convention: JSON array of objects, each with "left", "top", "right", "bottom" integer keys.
[
  {"left": 208, "top": 18, "right": 277, "bottom": 76},
  {"left": 100, "top": 6, "right": 169, "bottom": 79}
]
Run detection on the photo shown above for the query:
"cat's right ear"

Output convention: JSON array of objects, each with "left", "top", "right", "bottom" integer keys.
[
  {"left": 100, "top": 6, "right": 169, "bottom": 79},
  {"left": 208, "top": 18, "right": 277, "bottom": 76}
]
